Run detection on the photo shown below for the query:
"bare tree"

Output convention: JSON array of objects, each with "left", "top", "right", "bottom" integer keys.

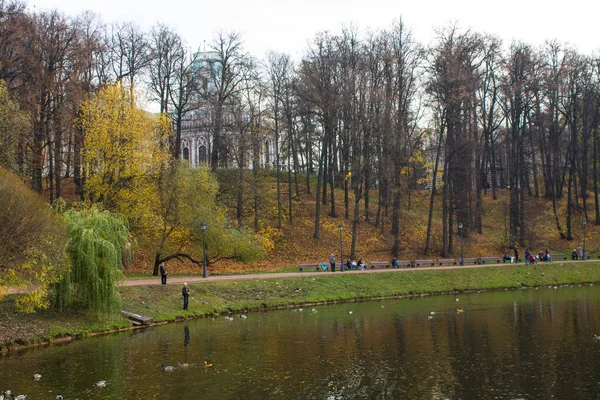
[
  {"left": 265, "top": 51, "right": 291, "bottom": 229},
  {"left": 109, "top": 22, "right": 150, "bottom": 88},
  {"left": 148, "top": 23, "right": 182, "bottom": 114},
  {"left": 204, "top": 31, "right": 248, "bottom": 171},
  {"left": 169, "top": 45, "right": 196, "bottom": 158}
]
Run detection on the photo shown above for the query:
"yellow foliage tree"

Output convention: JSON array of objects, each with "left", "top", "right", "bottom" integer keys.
[
  {"left": 81, "top": 82, "right": 171, "bottom": 232},
  {"left": 151, "top": 162, "right": 266, "bottom": 275},
  {"left": 0, "top": 167, "right": 69, "bottom": 312}
]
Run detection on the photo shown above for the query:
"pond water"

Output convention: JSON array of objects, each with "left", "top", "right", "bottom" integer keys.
[{"left": 1, "top": 284, "right": 599, "bottom": 399}]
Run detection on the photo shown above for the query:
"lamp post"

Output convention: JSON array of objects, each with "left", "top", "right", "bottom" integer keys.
[
  {"left": 458, "top": 222, "right": 464, "bottom": 266},
  {"left": 201, "top": 222, "right": 208, "bottom": 278},
  {"left": 583, "top": 218, "right": 587, "bottom": 260},
  {"left": 338, "top": 223, "right": 344, "bottom": 272}
]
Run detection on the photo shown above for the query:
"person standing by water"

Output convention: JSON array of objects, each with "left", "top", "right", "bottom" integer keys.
[
  {"left": 160, "top": 262, "right": 168, "bottom": 285},
  {"left": 329, "top": 254, "right": 336, "bottom": 272},
  {"left": 182, "top": 282, "right": 190, "bottom": 310}
]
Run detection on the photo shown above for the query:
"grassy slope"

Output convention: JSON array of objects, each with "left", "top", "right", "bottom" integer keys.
[
  {"left": 3, "top": 262, "right": 600, "bottom": 351},
  {"left": 120, "top": 263, "right": 600, "bottom": 320}
]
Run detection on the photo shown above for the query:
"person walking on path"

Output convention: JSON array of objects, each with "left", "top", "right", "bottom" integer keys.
[
  {"left": 160, "top": 262, "right": 168, "bottom": 285},
  {"left": 329, "top": 254, "right": 336, "bottom": 272},
  {"left": 525, "top": 249, "right": 531, "bottom": 265},
  {"left": 182, "top": 282, "right": 190, "bottom": 310}
]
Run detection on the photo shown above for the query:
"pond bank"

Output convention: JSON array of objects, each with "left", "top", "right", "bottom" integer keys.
[{"left": 2, "top": 262, "right": 599, "bottom": 353}]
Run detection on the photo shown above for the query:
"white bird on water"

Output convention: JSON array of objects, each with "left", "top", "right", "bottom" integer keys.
[
  {"left": 33, "top": 373, "right": 41, "bottom": 380},
  {"left": 94, "top": 380, "right": 107, "bottom": 387}
]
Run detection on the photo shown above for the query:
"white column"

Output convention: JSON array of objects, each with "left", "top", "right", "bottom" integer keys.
[{"left": 191, "top": 137, "right": 197, "bottom": 168}]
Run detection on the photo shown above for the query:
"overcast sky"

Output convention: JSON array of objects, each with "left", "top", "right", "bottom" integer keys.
[{"left": 30, "top": 0, "right": 599, "bottom": 59}]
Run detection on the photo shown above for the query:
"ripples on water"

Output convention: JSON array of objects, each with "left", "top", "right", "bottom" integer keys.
[{"left": 1, "top": 285, "right": 599, "bottom": 399}]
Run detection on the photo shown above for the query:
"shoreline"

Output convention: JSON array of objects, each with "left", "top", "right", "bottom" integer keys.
[{"left": 2, "top": 262, "right": 599, "bottom": 354}]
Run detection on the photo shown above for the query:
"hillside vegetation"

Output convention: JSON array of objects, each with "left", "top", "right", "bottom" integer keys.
[{"left": 126, "top": 170, "right": 599, "bottom": 275}]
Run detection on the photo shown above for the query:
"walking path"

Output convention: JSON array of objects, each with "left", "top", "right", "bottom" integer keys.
[
  {"left": 6, "top": 260, "right": 595, "bottom": 294},
  {"left": 118, "top": 260, "right": 595, "bottom": 287}
]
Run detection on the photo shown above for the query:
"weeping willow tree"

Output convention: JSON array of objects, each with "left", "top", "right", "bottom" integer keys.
[{"left": 55, "top": 206, "right": 129, "bottom": 313}]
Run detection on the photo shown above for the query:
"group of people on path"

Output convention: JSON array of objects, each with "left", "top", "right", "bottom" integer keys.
[
  {"left": 504, "top": 247, "right": 552, "bottom": 264},
  {"left": 571, "top": 245, "right": 585, "bottom": 260},
  {"left": 322, "top": 254, "right": 367, "bottom": 272},
  {"left": 524, "top": 248, "right": 552, "bottom": 264},
  {"left": 159, "top": 261, "right": 190, "bottom": 310}
]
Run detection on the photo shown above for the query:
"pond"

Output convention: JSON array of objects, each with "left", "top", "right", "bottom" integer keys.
[{"left": 1, "top": 284, "right": 599, "bottom": 399}]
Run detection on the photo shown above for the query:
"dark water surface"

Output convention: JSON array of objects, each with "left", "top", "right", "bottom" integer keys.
[{"left": 1, "top": 285, "right": 599, "bottom": 399}]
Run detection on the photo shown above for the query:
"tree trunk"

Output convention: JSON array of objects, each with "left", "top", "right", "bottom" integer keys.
[
  {"left": 54, "top": 99, "right": 62, "bottom": 200},
  {"left": 313, "top": 144, "right": 325, "bottom": 239},
  {"left": 425, "top": 136, "right": 443, "bottom": 254},
  {"left": 350, "top": 184, "right": 361, "bottom": 259},
  {"left": 594, "top": 124, "right": 599, "bottom": 225},
  {"left": 275, "top": 116, "right": 282, "bottom": 229}
]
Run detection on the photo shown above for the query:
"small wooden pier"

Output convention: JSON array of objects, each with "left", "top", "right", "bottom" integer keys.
[{"left": 122, "top": 311, "right": 154, "bottom": 326}]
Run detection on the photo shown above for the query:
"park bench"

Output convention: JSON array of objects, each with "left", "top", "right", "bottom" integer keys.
[
  {"left": 479, "top": 256, "right": 501, "bottom": 264},
  {"left": 438, "top": 258, "right": 456, "bottom": 266},
  {"left": 369, "top": 261, "right": 390, "bottom": 269},
  {"left": 414, "top": 259, "right": 435, "bottom": 267},
  {"left": 395, "top": 260, "right": 412, "bottom": 268},
  {"left": 549, "top": 254, "right": 566, "bottom": 261},
  {"left": 298, "top": 264, "right": 322, "bottom": 272},
  {"left": 462, "top": 257, "right": 478, "bottom": 265}
]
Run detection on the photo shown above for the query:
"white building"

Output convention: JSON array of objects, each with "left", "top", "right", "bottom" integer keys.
[{"left": 179, "top": 51, "right": 275, "bottom": 169}]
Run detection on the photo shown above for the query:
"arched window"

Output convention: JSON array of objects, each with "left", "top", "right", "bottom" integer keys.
[
  {"left": 198, "top": 145, "right": 207, "bottom": 164},
  {"left": 183, "top": 147, "right": 190, "bottom": 162}
]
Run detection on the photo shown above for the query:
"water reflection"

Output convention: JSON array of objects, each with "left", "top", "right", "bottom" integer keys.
[{"left": 0, "top": 285, "right": 599, "bottom": 399}]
